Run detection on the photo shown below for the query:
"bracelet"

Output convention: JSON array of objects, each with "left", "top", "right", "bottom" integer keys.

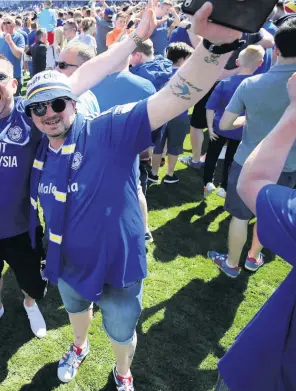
[
  {"left": 203, "top": 39, "right": 245, "bottom": 55},
  {"left": 130, "top": 31, "right": 143, "bottom": 47}
]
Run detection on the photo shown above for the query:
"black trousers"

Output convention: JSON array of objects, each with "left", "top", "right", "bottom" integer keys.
[{"left": 203, "top": 134, "right": 240, "bottom": 190}]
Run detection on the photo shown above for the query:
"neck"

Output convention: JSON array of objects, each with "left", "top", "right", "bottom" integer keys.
[
  {"left": 48, "top": 136, "right": 66, "bottom": 150},
  {"left": 237, "top": 67, "right": 255, "bottom": 75},
  {"left": 277, "top": 56, "right": 296, "bottom": 65},
  {"left": 0, "top": 98, "right": 14, "bottom": 119}
]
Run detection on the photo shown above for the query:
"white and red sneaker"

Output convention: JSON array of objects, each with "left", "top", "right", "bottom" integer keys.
[
  {"left": 113, "top": 365, "right": 135, "bottom": 391},
  {"left": 57, "top": 341, "right": 89, "bottom": 383},
  {"left": 245, "top": 253, "right": 264, "bottom": 272}
]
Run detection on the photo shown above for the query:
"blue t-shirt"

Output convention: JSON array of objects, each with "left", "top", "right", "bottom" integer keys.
[
  {"left": 91, "top": 71, "right": 156, "bottom": 112},
  {"left": 38, "top": 8, "right": 57, "bottom": 32},
  {"left": 0, "top": 98, "right": 41, "bottom": 239},
  {"left": 150, "top": 17, "right": 173, "bottom": 55},
  {"left": 38, "top": 100, "right": 152, "bottom": 301},
  {"left": 168, "top": 26, "right": 192, "bottom": 47},
  {"left": 77, "top": 90, "right": 100, "bottom": 116},
  {"left": 206, "top": 75, "right": 251, "bottom": 140},
  {"left": 0, "top": 32, "right": 25, "bottom": 79},
  {"left": 263, "top": 20, "right": 278, "bottom": 36},
  {"left": 57, "top": 18, "right": 64, "bottom": 27},
  {"left": 28, "top": 30, "right": 37, "bottom": 46},
  {"left": 18, "top": 29, "right": 28, "bottom": 45},
  {"left": 219, "top": 184, "right": 296, "bottom": 391}
]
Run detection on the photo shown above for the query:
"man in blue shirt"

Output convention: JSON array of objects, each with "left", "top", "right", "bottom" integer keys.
[
  {"left": 38, "top": 0, "right": 57, "bottom": 45},
  {"left": 150, "top": 0, "right": 180, "bottom": 55},
  {"left": 23, "top": 3, "right": 242, "bottom": 389},
  {"left": 209, "top": 19, "right": 296, "bottom": 279},
  {"left": 0, "top": 15, "right": 25, "bottom": 96},
  {"left": 214, "top": 68, "right": 296, "bottom": 391}
]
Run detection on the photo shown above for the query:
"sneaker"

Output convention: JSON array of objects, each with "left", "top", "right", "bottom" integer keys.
[
  {"left": 0, "top": 305, "right": 4, "bottom": 319},
  {"left": 164, "top": 173, "right": 179, "bottom": 184},
  {"left": 208, "top": 251, "right": 241, "bottom": 278},
  {"left": 204, "top": 182, "right": 216, "bottom": 198},
  {"left": 245, "top": 253, "right": 264, "bottom": 272},
  {"left": 148, "top": 171, "right": 159, "bottom": 183},
  {"left": 160, "top": 157, "right": 166, "bottom": 167},
  {"left": 113, "top": 365, "right": 135, "bottom": 391},
  {"left": 145, "top": 231, "right": 153, "bottom": 243},
  {"left": 178, "top": 156, "right": 204, "bottom": 169},
  {"left": 58, "top": 342, "right": 89, "bottom": 383},
  {"left": 24, "top": 300, "right": 47, "bottom": 338},
  {"left": 216, "top": 187, "right": 227, "bottom": 199}
]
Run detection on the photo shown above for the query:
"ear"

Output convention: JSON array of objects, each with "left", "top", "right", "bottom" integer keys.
[
  {"left": 274, "top": 47, "right": 280, "bottom": 57},
  {"left": 235, "top": 58, "right": 239, "bottom": 67},
  {"left": 11, "top": 78, "right": 18, "bottom": 94}
]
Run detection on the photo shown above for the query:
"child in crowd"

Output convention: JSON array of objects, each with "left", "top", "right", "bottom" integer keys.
[{"left": 203, "top": 45, "right": 265, "bottom": 198}]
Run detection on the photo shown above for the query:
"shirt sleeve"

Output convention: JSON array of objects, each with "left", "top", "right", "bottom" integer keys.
[
  {"left": 256, "top": 184, "right": 296, "bottom": 267},
  {"left": 225, "top": 81, "right": 246, "bottom": 114},
  {"left": 206, "top": 81, "right": 224, "bottom": 111},
  {"left": 91, "top": 99, "right": 152, "bottom": 158},
  {"left": 15, "top": 34, "right": 25, "bottom": 49}
]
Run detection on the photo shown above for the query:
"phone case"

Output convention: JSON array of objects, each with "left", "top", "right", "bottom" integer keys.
[{"left": 181, "top": 0, "right": 278, "bottom": 33}]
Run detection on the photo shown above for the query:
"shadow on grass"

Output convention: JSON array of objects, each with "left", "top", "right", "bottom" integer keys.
[
  {"left": 0, "top": 267, "right": 68, "bottom": 385},
  {"left": 133, "top": 272, "right": 251, "bottom": 391},
  {"left": 19, "top": 362, "right": 60, "bottom": 391}
]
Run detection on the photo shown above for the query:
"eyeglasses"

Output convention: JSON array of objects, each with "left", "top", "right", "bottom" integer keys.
[
  {"left": 55, "top": 61, "right": 79, "bottom": 70},
  {"left": 28, "top": 97, "right": 70, "bottom": 117}
]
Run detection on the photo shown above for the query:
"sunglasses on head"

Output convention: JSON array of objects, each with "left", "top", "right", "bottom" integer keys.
[
  {"left": 55, "top": 61, "right": 79, "bottom": 70},
  {"left": 28, "top": 97, "right": 71, "bottom": 118}
]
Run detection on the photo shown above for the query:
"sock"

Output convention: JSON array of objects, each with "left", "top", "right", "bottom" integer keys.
[
  {"left": 116, "top": 366, "right": 132, "bottom": 379},
  {"left": 191, "top": 159, "right": 199, "bottom": 163},
  {"left": 226, "top": 259, "right": 237, "bottom": 269}
]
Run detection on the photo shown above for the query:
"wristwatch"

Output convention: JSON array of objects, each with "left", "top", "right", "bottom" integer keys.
[
  {"left": 203, "top": 39, "right": 246, "bottom": 55},
  {"left": 130, "top": 31, "right": 143, "bottom": 47}
]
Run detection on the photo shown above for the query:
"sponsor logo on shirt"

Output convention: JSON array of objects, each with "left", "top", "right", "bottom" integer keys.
[
  {"left": 7, "top": 126, "right": 23, "bottom": 142},
  {"left": 38, "top": 182, "right": 79, "bottom": 195},
  {"left": 71, "top": 152, "right": 83, "bottom": 170},
  {"left": 0, "top": 142, "right": 18, "bottom": 167}
]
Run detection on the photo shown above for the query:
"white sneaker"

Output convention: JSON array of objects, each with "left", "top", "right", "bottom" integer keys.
[
  {"left": 216, "top": 187, "right": 227, "bottom": 199},
  {"left": 0, "top": 305, "right": 4, "bottom": 318},
  {"left": 24, "top": 300, "right": 47, "bottom": 338},
  {"left": 204, "top": 182, "right": 216, "bottom": 198}
]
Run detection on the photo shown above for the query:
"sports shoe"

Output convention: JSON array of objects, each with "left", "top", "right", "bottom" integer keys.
[
  {"left": 145, "top": 231, "right": 154, "bottom": 243},
  {"left": 148, "top": 171, "right": 159, "bottom": 183},
  {"left": 0, "top": 305, "right": 4, "bottom": 319},
  {"left": 58, "top": 341, "right": 89, "bottom": 383},
  {"left": 24, "top": 300, "right": 47, "bottom": 338},
  {"left": 178, "top": 156, "right": 204, "bottom": 169},
  {"left": 208, "top": 251, "right": 241, "bottom": 278},
  {"left": 245, "top": 252, "right": 264, "bottom": 272},
  {"left": 216, "top": 187, "right": 227, "bottom": 199},
  {"left": 113, "top": 365, "right": 135, "bottom": 391},
  {"left": 164, "top": 173, "right": 179, "bottom": 184},
  {"left": 204, "top": 182, "right": 216, "bottom": 198}
]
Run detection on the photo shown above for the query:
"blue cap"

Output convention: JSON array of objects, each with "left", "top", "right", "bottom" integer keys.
[{"left": 104, "top": 7, "right": 115, "bottom": 18}]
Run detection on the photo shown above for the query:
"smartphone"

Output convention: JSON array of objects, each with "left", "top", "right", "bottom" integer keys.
[
  {"left": 181, "top": 0, "right": 278, "bottom": 33},
  {"left": 127, "top": 20, "right": 135, "bottom": 29}
]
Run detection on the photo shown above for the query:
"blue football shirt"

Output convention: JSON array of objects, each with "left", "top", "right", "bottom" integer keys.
[
  {"left": 0, "top": 32, "right": 25, "bottom": 79},
  {"left": 0, "top": 98, "right": 41, "bottom": 239},
  {"left": 38, "top": 100, "right": 151, "bottom": 301},
  {"left": 150, "top": 17, "right": 173, "bottom": 55},
  {"left": 219, "top": 184, "right": 296, "bottom": 391},
  {"left": 168, "top": 26, "right": 192, "bottom": 47}
]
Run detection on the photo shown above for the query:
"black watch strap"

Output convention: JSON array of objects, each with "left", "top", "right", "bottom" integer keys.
[{"left": 203, "top": 38, "right": 246, "bottom": 55}]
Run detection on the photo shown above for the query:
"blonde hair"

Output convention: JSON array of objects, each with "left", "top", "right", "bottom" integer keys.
[
  {"left": 81, "top": 17, "right": 96, "bottom": 33},
  {"left": 73, "top": 10, "right": 82, "bottom": 20},
  {"left": 54, "top": 26, "right": 65, "bottom": 49},
  {"left": 238, "top": 45, "right": 265, "bottom": 68}
]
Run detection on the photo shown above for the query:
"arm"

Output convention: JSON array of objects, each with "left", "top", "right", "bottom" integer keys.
[
  {"left": 219, "top": 82, "right": 246, "bottom": 130},
  {"left": 219, "top": 111, "right": 245, "bottom": 130},
  {"left": 257, "top": 28, "right": 274, "bottom": 49},
  {"left": 169, "top": 7, "right": 180, "bottom": 28},
  {"left": 206, "top": 109, "right": 218, "bottom": 141},
  {"left": 5, "top": 34, "right": 24, "bottom": 59}
]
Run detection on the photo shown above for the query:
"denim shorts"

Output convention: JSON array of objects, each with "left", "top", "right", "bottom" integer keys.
[{"left": 58, "top": 278, "right": 143, "bottom": 345}]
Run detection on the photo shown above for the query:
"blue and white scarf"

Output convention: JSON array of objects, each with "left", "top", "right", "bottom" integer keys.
[{"left": 29, "top": 113, "right": 85, "bottom": 284}]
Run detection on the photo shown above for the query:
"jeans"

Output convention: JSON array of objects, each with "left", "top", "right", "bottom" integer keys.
[
  {"left": 215, "top": 374, "right": 230, "bottom": 391},
  {"left": 203, "top": 135, "right": 240, "bottom": 189}
]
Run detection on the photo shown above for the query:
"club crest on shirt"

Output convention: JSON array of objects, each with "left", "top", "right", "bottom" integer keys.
[
  {"left": 72, "top": 152, "right": 83, "bottom": 170},
  {"left": 7, "top": 126, "right": 22, "bottom": 142}
]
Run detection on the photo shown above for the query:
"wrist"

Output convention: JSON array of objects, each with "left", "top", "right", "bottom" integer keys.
[{"left": 203, "top": 38, "right": 245, "bottom": 54}]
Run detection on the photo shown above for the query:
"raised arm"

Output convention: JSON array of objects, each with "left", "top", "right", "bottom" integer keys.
[
  {"left": 237, "top": 73, "right": 296, "bottom": 214},
  {"left": 147, "top": 2, "right": 242, "bottom": 131}
]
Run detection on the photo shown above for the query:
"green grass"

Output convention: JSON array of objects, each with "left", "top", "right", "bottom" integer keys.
[{"left": 0, "top": 134, "right": 291, "bottom": 391}]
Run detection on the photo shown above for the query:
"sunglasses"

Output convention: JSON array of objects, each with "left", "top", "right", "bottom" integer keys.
[
  {"left": 55, "top": 61, "right": 79, "bottom": 70},
  {"left": 28, "top": 97, "right": 70, "bottom": 118},
  {"left": 3, "top": 21, "right": 12, "bottom": 25}
]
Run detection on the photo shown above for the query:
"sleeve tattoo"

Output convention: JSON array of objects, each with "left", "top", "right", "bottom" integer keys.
[{"left": 170, "top": 74, "right": 203, "bottom": 101}]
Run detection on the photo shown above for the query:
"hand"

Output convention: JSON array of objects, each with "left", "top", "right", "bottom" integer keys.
[
  {"left": 135, "top": 0, "right": 157, "bottom": 40},
  {"left": 209, "top": 128, "right": 218, "bottom": 141},
  {"left": 288, "top": 73, "right": 296, "bottom": 103},
  {"left": 4, "top": 33, "right": 12, "bottom": 45},
  {"left": 192, "top": 2, "right": 242, "bottom": 45}
]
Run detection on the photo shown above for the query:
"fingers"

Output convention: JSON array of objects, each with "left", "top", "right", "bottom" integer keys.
[{"left": 195, "top": 1, "right": 213, "bottom": 21}]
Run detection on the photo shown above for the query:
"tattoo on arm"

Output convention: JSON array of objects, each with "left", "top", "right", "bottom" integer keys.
[
  {"left": 170, "top": 74, "right": 203, "bottom": 101},
  {"left": 204, "top": 53, "right": 221, "bottom": 66}
]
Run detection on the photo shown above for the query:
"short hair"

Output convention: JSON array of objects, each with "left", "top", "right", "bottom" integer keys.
[
  {"left": 64, "top": 18, "right": 78, "bottom": 31},
  {"left": 162, "top": 1, "right": 173, "bottom": 6},
  {"left": 82, "top": 6, "right": 88, "bottom": 11},
  {"left": 58, "top": 11, "right": 64, "bottom": 18},
  {"left": 15, "top": 19, "right": 22, "bottom": 27},
  {"left": 45, "top": 0, "right": 52, "bottom": 7},
  {"left": 63, "top": 43, "right": 95, "bottom": 65},
  {"left": 166, "top": 42, "right": 193, "bottom": 64},
  {"left": 67, "top": 10, "right": 74, "bottom": 18},
  {"left": 238, "top": 45, "right": 265, "bottom": 67},
  {"left": 0, "top": 54, "right": 13, "bottom": 76},
  {"left": 116, "top": 12, "right": 127, "bottom": 20},
  {"left": 81, "top": 17, "right": 96, "bottom": 33},
  {"left": 275, "top": 18, "right": 296, "bottom": 58},
  {"left": 85, "top": 8, "right": 91, "bottom": 17},
  {"left": 73, "top": 10, "right": 82, "bottom": 19},
  {"left": 133, "top": 39, "right": 154, "bottom": 57},
  {"left": 36, "top": 28, "right": 47, "bottom": 41},
  {"left": 31, "top": 22, "right": 37, "bottom": 30}
]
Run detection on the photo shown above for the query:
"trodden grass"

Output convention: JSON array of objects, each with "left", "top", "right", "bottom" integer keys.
[{"left": 0, "top": 134, "right": 291, "bottom": 391}]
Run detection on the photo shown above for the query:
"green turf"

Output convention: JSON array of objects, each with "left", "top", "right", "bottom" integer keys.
[{"left": 0, "top": 134, "right": 291, "bottom": 391}]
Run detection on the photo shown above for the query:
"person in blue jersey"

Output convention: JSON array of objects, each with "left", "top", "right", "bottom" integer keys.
[
  {"left": 214, "top": 72, "right": 296, "bottom": 391},
  {"left": 0, "top": 15, "right": 25, "bottom": 96},
  {"left": 150, "top": 0, "right": 180, "bottom": 55},
  {"left": 168, "top": 19, "right": 194, "bottom": 47},
  {"left": 38, "top": 0, "right": 57, "bottom": 45},
  {"left": 24, "top": 2, "right": 242, "bottom": 388}
]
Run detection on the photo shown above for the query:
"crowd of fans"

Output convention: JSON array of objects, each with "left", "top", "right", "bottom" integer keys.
[{"left": 1, "top": 0, "right": 296, "bottom": 390}]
